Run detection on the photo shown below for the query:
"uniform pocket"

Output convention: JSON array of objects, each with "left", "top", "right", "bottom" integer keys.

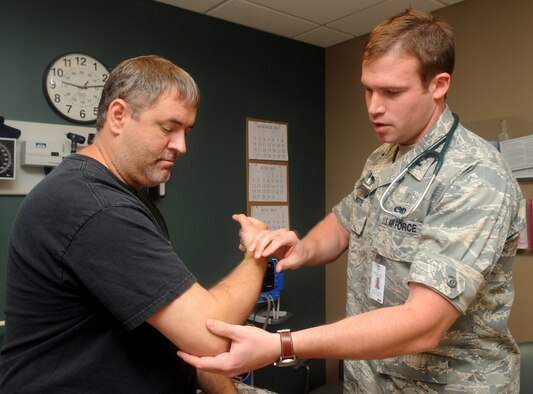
[{"left": 372, "top": 213, "right": 422, "bottom": 263}]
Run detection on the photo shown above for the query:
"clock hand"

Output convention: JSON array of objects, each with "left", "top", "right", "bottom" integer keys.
[
  {"left": 61, "top": 81, "right": 104, "bottom": 89},
  {"left": 61, "top": 81, "right": 87, "bottom": 89}
]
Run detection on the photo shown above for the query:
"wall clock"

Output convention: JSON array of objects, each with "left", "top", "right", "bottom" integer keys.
[{"left": 43, "top": 52, "right": 109, "bottom": 124}]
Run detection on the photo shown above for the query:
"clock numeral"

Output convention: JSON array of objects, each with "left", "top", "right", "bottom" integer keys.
[
  {"left": 51, "top": 67, "right": 64, "bottom": 77},
  {"left": 66, "top": 105, "right": 72, "bottom": 113},
  {"left": 54, "top": 94, "right": 61, "bottom": 103},
  {"left": 80, "top": 110, "right": 86, "bottom": 119},
  {"left": 92, "top": 61, "right": 103, "bottom": 71},
  {"left": 93, "top": 107, "right": 99, "bottom": 116},
  {"left": 63, "top": 56, "right": 87, "bottom": 68}
]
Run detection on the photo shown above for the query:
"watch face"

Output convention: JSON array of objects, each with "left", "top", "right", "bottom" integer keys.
[{"left": 43, "top": 52, "right": 109, "bottom": 124}]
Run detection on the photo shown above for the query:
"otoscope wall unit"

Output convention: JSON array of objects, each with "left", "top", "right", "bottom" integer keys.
[{"left": 0, "top": 119, "right": 95, "bottom": 196}]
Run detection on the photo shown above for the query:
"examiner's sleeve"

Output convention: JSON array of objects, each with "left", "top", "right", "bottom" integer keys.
[{"left": 408, "top": 162, "right": 521, "bottom": 313}]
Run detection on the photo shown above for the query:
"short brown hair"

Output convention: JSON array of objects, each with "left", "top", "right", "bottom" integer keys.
[
  {"left": 363, "top": 9, "right": 454, "bottom": 89},
  {"left": 96, "top": 55, "right": 200, "bottom": 130}
]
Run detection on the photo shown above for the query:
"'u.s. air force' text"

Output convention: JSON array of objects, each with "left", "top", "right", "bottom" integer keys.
[{"left": 380, "top": 216, "right": 420, "bottom": 234}]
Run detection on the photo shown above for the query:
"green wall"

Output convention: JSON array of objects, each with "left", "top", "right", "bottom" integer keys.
[{"left": 0, "top": 0, "right": 326, "bottom": 391}]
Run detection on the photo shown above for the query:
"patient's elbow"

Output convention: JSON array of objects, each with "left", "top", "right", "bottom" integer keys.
[{"left": 190, "top": 333, "right": 231, "bottom": 357}]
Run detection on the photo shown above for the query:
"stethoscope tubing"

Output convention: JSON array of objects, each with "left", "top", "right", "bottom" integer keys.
[{"left": 379, "top": 113, "right": 460, "bottom": 220}]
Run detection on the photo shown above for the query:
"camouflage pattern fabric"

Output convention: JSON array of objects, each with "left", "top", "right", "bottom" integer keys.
[
  {"left": 197, "top": 380, "right": 277, "bottom": 393},
  {"left": 233, "top": 381, "right": 277, "bottom": 393},
  {"left": 333, "top": 107, "right": 525, "bottom": 393}
]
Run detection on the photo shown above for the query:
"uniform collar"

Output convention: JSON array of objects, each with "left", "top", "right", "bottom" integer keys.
[{"left": 375, "top": 107, "right": 455, "bottom": 186}]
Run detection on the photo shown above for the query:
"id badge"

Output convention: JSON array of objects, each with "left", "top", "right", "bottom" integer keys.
[{"left": 370, "top": 261, "right": 386, "bottom": 304}]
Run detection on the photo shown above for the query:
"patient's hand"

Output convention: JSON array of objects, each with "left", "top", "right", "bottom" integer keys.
[{"left": 232, "top": 214, "right": 268, "bottom": 252}]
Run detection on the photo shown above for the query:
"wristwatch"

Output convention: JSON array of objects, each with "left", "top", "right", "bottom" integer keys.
[{"left": 274, "top": 329, "right": 297, "bottom": 367}]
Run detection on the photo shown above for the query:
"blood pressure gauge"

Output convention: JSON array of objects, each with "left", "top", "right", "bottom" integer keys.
[{"left": 0, "top": 138, "right": 16, "bottom": 179}]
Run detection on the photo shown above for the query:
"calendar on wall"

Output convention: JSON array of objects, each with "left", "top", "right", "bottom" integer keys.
[
  {"left": 248, "top": 120, "right": 288, "bottom": 161},
  {"left": 246, "top": 118, "right": 290, "bottom": 230},
  {"left": 248, "top": 162, "right": 287, "bottom": 202},
  {"left": 250, "top": 205, "right": 289, "bottom": 231}
]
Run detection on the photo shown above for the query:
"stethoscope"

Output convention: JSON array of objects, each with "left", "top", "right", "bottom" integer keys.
[{"left": 375, "top": 113, "right": 460, "bottom": 220}]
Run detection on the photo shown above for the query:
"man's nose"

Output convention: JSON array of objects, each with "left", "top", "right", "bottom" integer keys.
[
  {"left": 169, "top": 131, "right": 186, "bottom": 154},
  {"left": 367, "top": 93, "right": 384, "bottom": 116}
]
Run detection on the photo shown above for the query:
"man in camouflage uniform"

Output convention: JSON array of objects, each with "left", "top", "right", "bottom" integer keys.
[
  {"left": 178, "top": 9, "right": 525, "bottom": 393},
  {"left": 333, "top": 103, "right": 524, "bottom": 392}
]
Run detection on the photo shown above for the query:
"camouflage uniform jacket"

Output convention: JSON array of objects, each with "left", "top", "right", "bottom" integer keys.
[{"left": 333, "top": 107, "right": 525, "bottom": 393}]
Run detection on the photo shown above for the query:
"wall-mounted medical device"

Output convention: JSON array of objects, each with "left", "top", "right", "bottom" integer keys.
[
  {"left": 0, "top": 120, "right": 95, "bottom": 196},
  {"left": 0, "top": 117, "right": 21, "bottom": 180},
  {"left": 20, "top": 132, "right": 87, "bottom": 168},
  {"left": 20, "top": 140, "right": 66, "bottom": 167},
  {"left": 66, "top": 132, "right": 86, "bottom": 154},
  {"left": 0, "top": 138, "right": 16, "bottom": 180}
]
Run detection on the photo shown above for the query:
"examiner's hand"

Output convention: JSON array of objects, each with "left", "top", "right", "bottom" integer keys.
[
  {"left": 247, "top": 228, "right": 307, "bottom": 272},
  {"left": 177, "top": 320, "right": 279, "bottom": 377},
  {"left": 232, "top": 214, "right": 268, "bottom": 252}
]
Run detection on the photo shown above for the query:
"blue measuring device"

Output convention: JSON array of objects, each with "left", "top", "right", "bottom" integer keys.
[{"left": 258, "top": 257, "right": 284, "bottom": 302}]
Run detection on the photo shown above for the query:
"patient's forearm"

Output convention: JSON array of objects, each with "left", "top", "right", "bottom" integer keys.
[
  {"left": 209, "top": 253, "right": 267, "bottom": 324},
  {"left": 197, "top": 370, "right": 238, "bottom": 394},
  {"left": 148, "top": 254, "right": 267, "bottom": 356}
]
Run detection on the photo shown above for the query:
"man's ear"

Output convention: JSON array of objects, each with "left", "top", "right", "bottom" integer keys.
[
  {"left": 107, "top": 99, "right": 128, "bottom": 135},
  {"left": 432, "top": 72, "right": 451, "bottom": 100}
]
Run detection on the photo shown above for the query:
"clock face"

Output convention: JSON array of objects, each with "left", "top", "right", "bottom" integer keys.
[{"left": 43, "top": 53, "right": 109, "bottom": 124}]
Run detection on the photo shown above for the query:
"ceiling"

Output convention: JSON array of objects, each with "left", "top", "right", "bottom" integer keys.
[{"left": 154, "top": 0, "right": 465, "bottom": 48}]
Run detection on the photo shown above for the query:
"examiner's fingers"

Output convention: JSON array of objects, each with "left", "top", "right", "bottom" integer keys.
[
  {"left": 274, "top": 257, "right": 296, "bottom": 272},
  {"left": 250, "top": 230, "right": 283, "bottom": 258},
  {"left": 177, "top": 351, "right": 240, "bottom": 377},
  {"left": 246, "top": 231, "right": 265, "bottom": 254},
  {"left": 177, "top": 351, "right": 203, "bottom": 368},
  {"left": 204, "top": 319, "right": 236, "bottom": 339},
  {"left": 252, "top": 229, "right": 291, "bottom": 259}
]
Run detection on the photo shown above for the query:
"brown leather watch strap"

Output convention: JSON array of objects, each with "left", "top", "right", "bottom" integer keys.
[
  {"left": 274, "top": 329, "right": 297, "bottom": 366},
  {"left": 279, "top": 330, "right": 294, "bottom": 358}
]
